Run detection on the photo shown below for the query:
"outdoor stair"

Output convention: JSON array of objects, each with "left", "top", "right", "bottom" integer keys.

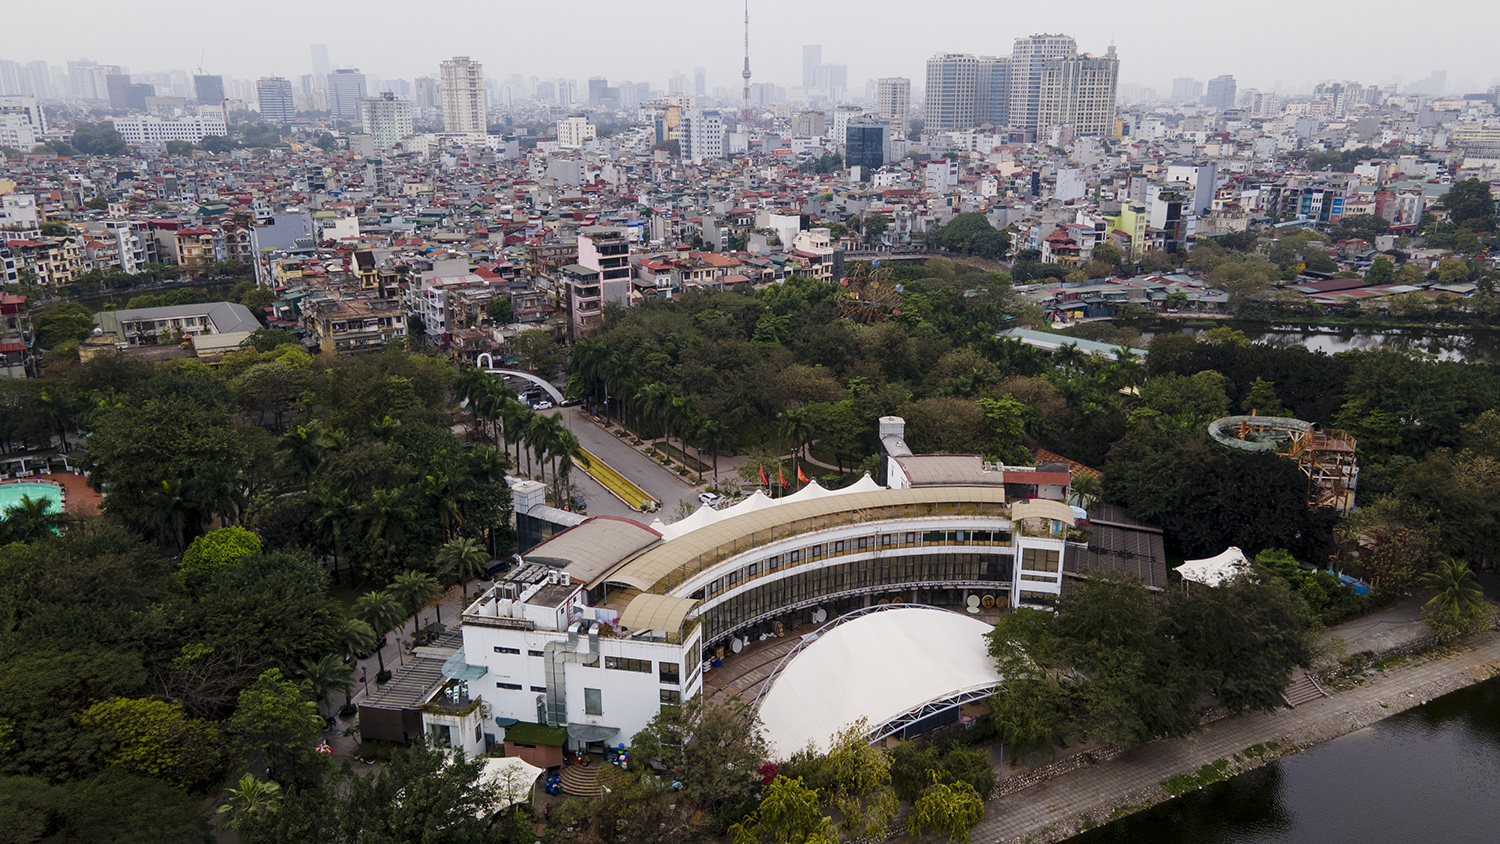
[
  {"left": 559, "top": 761, "right": 604, "bottom": 797},
  {"left": 1282, "top": 671, "right": 1329, "bottom": 707}
]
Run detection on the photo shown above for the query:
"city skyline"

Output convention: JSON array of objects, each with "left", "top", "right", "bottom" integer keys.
[{"left": 3, "top": 0, "right": 1496, "bottom": 97}]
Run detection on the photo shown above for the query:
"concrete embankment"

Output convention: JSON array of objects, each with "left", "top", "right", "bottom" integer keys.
[{"left": 968, "top": 631, "right": 1500, "bottom": 844}]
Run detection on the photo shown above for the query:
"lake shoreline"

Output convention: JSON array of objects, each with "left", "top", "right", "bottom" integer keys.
[{"left": 970, "top": 630, "right": 1500, "bottom": 844}]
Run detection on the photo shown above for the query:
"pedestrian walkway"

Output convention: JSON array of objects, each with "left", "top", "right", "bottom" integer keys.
[{"left": 970, "top": 632, "right": 1500, "bottom": 843}]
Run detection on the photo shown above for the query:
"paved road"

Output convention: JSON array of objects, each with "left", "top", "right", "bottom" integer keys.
[
  {"left": 558, "top": 407, "right": 702, "bottom": 519},
  {"left": 972, "top": 632, "right": 1500, "bottom": 843}
]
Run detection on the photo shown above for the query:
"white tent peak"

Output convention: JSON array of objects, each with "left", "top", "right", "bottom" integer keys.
[{"left": 1176, "top": 547, "right": 1249, "bottom": 588}]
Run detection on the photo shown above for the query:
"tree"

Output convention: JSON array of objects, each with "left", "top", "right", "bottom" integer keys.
[
  {"left": 295, "top": 653, "right": 354, "bottom": 715},
  {"left": 53, "top": 768, "right": 210, "bottom": 843},
  {"left": 730, "top": 776, "right": 836, "bottom": 844},
  {"left": 1418, "top": 559, "right": 1491, "bottom": 636},
  {"left": 863, "top": 213, "right": 890, "bottom": 245},
  {"left": 906, "top": 776, "right": 984, "bottom": 844},
  {"left": 1438, "top": 178, "right": 1497, "bottom": 232},
  {"left": 435, "top": 536, "right": 489, "bottom": 596},
  {"left": 817, "top": 720, "right": 898, "bottom": 839},
  {"left": 32, "top": 302, "right": 96, "bottom": 349},
  {"left": 486, "top": 297, "right": 514, "bottom": 324},
  {"left": 1090, "top": 241, "right": 1122, "bottom": 268},
  {"left": 1241, "top": 376, "right": 1287, "bottom": 416},
  {"left": 217, "top": 773, "right": 282, "bottom": 830},
  {"left": 70, "top": 122, "right": 129, "bottom": 156},
  {"left": 180, "top": 525, "right": 263, "bottom": 574},
  {"left": 352, "top": 591, "right": 404, "bottom": 673},
  {"left": 630, "top": 695, "right": 769, "bottom": 823},
  {"left": 226, "top": 668, "right": 324, "bottom": 782},
  {"left": 76, "top": 697, "right": 223, "bottom": 790},
  {"left": 164, "top": 140, "right": 195, "bottom": 156},
  {"left": 0, "top": 494, "right": 66, "bottom": 542},
  {"left": 389, "top": 569, "right": 440, "bottom": 634}
]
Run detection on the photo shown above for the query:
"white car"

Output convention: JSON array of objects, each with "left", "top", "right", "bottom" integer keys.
[
  {"left": 532, "top": 400, "right": 553, "bottom": 410},
  {"left": 699, "top": 492, "right": 721, "bottom": 507}
]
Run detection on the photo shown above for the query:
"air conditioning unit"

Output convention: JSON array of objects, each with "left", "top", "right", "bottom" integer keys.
[{"left": 481, "top": 702, "right": 492, "bottom": 718}]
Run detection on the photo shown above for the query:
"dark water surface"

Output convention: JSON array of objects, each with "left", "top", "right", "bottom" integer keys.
[
  {"left": 1071, "top": 677, "right": 1500, "bottom": 843},
  {"left": 1137, "top": 323, "right": 1500, "bottom": 363}
]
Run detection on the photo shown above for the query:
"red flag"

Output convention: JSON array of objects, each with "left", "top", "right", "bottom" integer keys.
[
  {"left": 797, "top": 464, "right": 809, "bottom": 484},
  {"left": 759, "top": 464, "right": 768, "bottom": 487},
  {"left": 778, "top": 466, "right": 786, "bottom": 488}
]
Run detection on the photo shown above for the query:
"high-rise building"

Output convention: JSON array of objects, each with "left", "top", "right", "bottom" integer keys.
[
  {"left": 814, "top": 64, "right": 847, "bottom": 101},
  {"left": 924, "top": 53, "right": 980, "bottom": 132},
  {"left": 193, "top": 75, "right": 224, "bottom": 106},
  {"left": 534, "top": 80, "right": 555, "bottom": 102},
  {"left": 694, "top": 68, "right": 706, "bottom": 97},
  {"left": 876, "top": 77, "right": 910, "bottom": 135},
  {"left": 415, "top": 77, "right": 440, "bottom": 110},
  {"left": 1171, "top": 77, "right": 1198, "bottom": 102},
  {"left": 685, "top": 108, "right": 725, "bottom": 159},
  {"left": 845, "top": 117, "right": 892, "bottom": 173},
  {"left": 360, "top": 92, "right": 412, "bottom": 150},
  {"left": 106, "top": 73, "right": 133, "bottom": 110},
  {"left": 791, "top": 110, "right": 824, "bottom": 137},
  {"left": 977, "top": 56, "right": 1011, "bottom": 126},
  {"left": 555, "top": 116, "right": 596, "bottom": 149},
  {"left": 1038, "top": 46, "right": 1119, "bottom": 136},
  {"left": 802, "top": 45, "right": 822, "bottom": 90},
  {"left": 1204, "top": 74, "right": 1236, "bottom": 110},
  {"left": 1009, "top": 34, "right": 1077, "bottom": 132},
  {"left": 327, "top": 69, "right": 367, "bottom": 122},
  {"left": 310, "top": 44, "right": 330, "bottom": 90},
  {"left": 440, "top": 56, "right": 485, "bottom": 135},
  {"left": 256, "top": 77, "right": 295, "bottom": 123},
  {"left": 588, "top": 77, "right": 608, "bottom": 105}
]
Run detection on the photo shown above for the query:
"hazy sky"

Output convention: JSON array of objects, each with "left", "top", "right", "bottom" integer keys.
[{"left": 8, "top": 0, "right": 1496, "bottom": 95}]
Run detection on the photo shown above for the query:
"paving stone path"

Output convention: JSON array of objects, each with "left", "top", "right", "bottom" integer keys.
[{"left": 968, "top": 632, "right": 1500, "bottom": 843}]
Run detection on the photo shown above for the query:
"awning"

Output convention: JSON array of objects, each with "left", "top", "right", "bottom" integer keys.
[
  {"left": 566, "top": 724, "right": 620, "bottom": 744},
  {"left": 619, "top": 593, "right": 698, "bottom": 634},
  {"left": 442, "top": 647, "right": 489, "bottom": 681},
  {"left": 494, "top": 716, "right": 520, "bottom": 728}
]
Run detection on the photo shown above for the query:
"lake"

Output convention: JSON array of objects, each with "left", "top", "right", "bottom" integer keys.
[
  {"left": 1070, "top": 676, "right": 1500, "bottom": 843},
  {"left": 1136, "top": 323, "right": 1500, "bottom": 363}
]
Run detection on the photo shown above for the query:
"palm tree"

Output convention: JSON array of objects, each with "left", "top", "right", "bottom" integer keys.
[
  {"left": 667, "top": 395, "right": 697, "bottom": 460},
  {"left": 216, "top": 774, "right": 282, "bottom": 830},
  {"left": 778, "top": 407, "right": 815, "bottom": 465},
  {"left": 389, "top": 569, "right": 440, "bottom": 637},
  {"left": 1055, "top": 342, "right": 1086, "bottom": 375},
  {"left": 549, "top": 427, "right": 590, "bottom": 506},
  {"left": 525, "top": 412, "right": 562, "bottom": 481},
  {"left": 695, "top": 419, "right": 730, "bottom": 489},
  {"left": 360, "top": 487, "right": 415, "bottom": 572},
  {"left": 424, "top": 450, "right": 472, "bottom": 542},
  {"left": 636, "top": 382, "right": 675, "bottom": 443},
  {"left": 1, "top": 494, "right": 66, "bottom": 542},
  {"left": 280, "top": 423, "right": 326, "bottom": 478},
  {"left": 370, "top": 414, "right": 402, "bottom": 443},
  {"left": 1069, "top": 473, "right": 1102, "bottom": 511},
  {"left": 436, "top": 537, "right": 489, "bottom": 597},
  {"left": 1419, "top": 559, "right": 1487, "bottom": 619},
  {"left": 500, "top": 400, "right": 532, "bottom": 468},
  {"left": 334, "top": 617, "right": 376, "bottom": 666},
  {"left": 308, "top": 486, "right": 356, "bottom": 584},
  {"left": 569, "top": 338, "right": 610, "bottom": 414},
  {"left": 296, "top": 653, "right": 354, "bottom": 715},
  {"left": 352, "top": 590, "right": 404, "bottom": 673},
  {"left": 600, "top": 350, "right": 637, "bottom": 427},
  {"left": 147, "top": 478, "right": 206, "bottom": 552}
]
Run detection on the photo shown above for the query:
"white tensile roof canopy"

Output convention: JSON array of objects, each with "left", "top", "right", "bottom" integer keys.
[
  {"left": 1175, "top": 546, "right": 1250, "bottom": 588},
  {"left": 755, "top": 606, "right": 1001, "bottom": 758}
]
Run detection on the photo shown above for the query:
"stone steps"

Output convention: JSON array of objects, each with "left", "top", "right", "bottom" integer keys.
[
  {"left": 1283, "top": 671, "right": 1329, "bottom": 707},
  {"left": 559, "top": 761, "right": 603, "bottom": 797}
]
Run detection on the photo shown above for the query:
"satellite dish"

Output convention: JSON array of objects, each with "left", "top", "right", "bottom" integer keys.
[
  {"left": 812, "top": 608, "right": 827, "bottom": 623},
  {"left": 729, "top": 637, "right": 743, "bottom": 654},
  {"left": 966, "top": 595, "right": 981, "bottom": 614}
]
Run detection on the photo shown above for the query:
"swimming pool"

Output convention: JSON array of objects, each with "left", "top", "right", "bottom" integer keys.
[{"left": 0, "top": 482, "right": 64, "bottom": 515}]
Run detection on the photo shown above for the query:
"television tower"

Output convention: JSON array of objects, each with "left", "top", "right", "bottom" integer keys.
[{"left": 741, "top": 0, "right": 753, "bottom": 124}]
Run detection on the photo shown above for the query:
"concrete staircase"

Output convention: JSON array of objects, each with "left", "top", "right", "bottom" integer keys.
[
  {"left": 559, "top": 761, "right": 604, "bottom": 797},
  {"left": 1282, "top": 671, "right": 1330, "bottom": 707}
]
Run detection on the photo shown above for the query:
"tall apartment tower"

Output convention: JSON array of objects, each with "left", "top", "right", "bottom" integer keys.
[
  {"left": 1038, "top": 46, "right": 1119, "bottom": 136},
  {"left": 440, "top": 56, "right": 485, "bottom": 134},
  {"left": 193, "top": 75, "right": 224, "bottom": 106},
  {"left": 1204, "top": 75, "right": 1237, "bottom": 110},
  {"left": 327, "top": 69, "right": 367, "bottom": 122},
  {"left": 1009, "top": 33, "right": 1077, "bottom": 132},
  {"left": 256, "top": 77, "right": 295, "bottom": 123},
  {"left": 924, "top": 53, "right": 980, "bottom": 132},
  {"left": 360, "top": 91, "right": 413, "bottom": 150},
  {"left": 802, "top": 45, "right": 822, "bottom": 90},
  {"left": 1171, "top": 77, "right": 1198, "bottom": 102},
  {"left": 876, "top": 77, "right": 911, "bottom": 135},
  {"left": 310, "top": 44, "right": 330, "bottom": 90},
  {"left": 977, "top": 56, "right": 1011, "bottom": 126}
]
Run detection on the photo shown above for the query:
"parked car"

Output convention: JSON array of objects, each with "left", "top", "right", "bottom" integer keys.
[
  {"left": 532, "top": 400, "right": 553, "bottom": 410},
  {"left": 699, "top": 491, "right": 722, "bottom": 507}
]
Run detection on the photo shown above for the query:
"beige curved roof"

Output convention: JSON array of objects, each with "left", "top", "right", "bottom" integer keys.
[
  {"left": 525, "top": 516, "right": 662, "bottom": 584},
  {"left": 619, "top": 593, "right": 699, "bottom": 633},
  {"left": 591, "top": 486, "right": 1011, "bottom": 593},
  {"left": 1011, "top": 498, "right": 1077, "bottom": 526}
]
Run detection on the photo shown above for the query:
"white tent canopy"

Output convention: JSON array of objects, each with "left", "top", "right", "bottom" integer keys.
[
  {"left": 654, "top": 477, "right": 890, "bottom": 544},
  {"left": 1175, "top": 546, "right": 1250, "bottom": 587},
  {"left": 476, "top": 756, "right": 544, "bottom": 816},
  {"left": 756, "top": 607, "right": 1000, "bottom": 758}
]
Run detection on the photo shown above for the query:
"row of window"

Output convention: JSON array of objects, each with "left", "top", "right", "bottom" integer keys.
[
  {"left": 703, "top": 530, "right": 1013, "bottom": 600},
  {"left": 701, "top": 552, "right": 1011, "bottom": 645}
]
